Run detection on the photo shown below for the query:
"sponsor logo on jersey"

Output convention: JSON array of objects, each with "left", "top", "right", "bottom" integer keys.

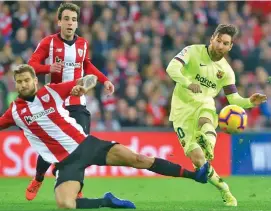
[
  {"left": 216, "top": 70, "right": 224, "bottom": 79},
  {"left": 195, "top": 74, "right": 216, "bottom": 89},
  {"left": 24, "top": 107, "right": 55, "bottom": 125},
  {"left": 55, "top": 56, "right": 81, "bottom": 68}
]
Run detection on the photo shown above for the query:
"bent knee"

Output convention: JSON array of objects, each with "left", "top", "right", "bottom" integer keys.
[
  {"left": 188, "top": 149, "right": 206, "bottom": 168},
  {"left": 198, "top": 117, "right": 212, "bottom": 129},
  {"left": 56, "top": 199, "right": 76, "bottom": 209}
]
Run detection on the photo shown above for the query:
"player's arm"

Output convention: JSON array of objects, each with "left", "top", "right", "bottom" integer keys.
[
  {"left": 84, "top": 59, "right": 108, "bottom": 83},
  {"left": 47, "top": 80, "right": 80, "bottom": 101},
  {"left": 28, "top": 37, "right": 51, "bottom": 74},
  {"left": 224, "top": 86, "right": 253, "bottom": 108},
  {"left": 166, "top": 59, "right": 191, "bottom": 88},
  {"left": 223, "top": 71, "right": 253, "bottom": 108},
  {"left": 0, "top": 106, "right": 16, "bottom": 130},
  {"left": 223, "top": 71, "right": 266, "bottom": 108},
  {"left": 48, "top": 75, "right": 97, "bottom": 100},
  {"left": 166, "top": 46, "right": 201, "bottom": 92},
  {"left": 225, "top": 87, "right": 266, "bottom": 108}
]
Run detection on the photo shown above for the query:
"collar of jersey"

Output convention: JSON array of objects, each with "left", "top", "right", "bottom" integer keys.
[
  {"left": 57, "top": 33, "right": 78, "bottom": 46},
  {"left": 17, "top": 95, "right": 36, "bottom": 103},
  {"left": 205, "top": 45, "right": 211, "bottom": 59}
]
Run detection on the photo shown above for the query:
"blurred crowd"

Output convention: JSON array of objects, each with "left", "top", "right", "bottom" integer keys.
[{"left": 0, "top": 1, "right": 271, "bottom": 130}]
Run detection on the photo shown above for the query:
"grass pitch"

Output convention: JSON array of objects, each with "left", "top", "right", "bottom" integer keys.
[{"left": 0, "top": 177, "right": 270, "bottom": 211}]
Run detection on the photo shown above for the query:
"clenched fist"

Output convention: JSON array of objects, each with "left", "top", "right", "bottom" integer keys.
[
  {"left": 50, "top": 62, "right": 63, "bottom": 73},
  {"left": 188, "top": 83, "right": 202, "bottom": 93},
  {"left": 70, "top": 85, "right": 86, "bottom": 96}
]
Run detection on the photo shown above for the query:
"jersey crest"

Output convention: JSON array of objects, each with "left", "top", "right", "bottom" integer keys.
[
  {"left": 78, "top": 48, "right": 83, "bottom": 57},
  {"left": 41, "top": 94, "right": 50, "bottom": 103},
  {"left": 217, "top": 70, "right": 225, "bottom": 79}
]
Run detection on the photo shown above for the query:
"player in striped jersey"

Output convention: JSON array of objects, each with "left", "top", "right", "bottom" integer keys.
[
  {"left": 27, "top": 3, "right": 114, "bottom": 200},
  {"left": 0, "top": 64, "right": 209, "bottom": 209}
]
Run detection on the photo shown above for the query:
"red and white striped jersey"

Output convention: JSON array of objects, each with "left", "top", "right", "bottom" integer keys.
[
  {"left": 28, "top": 33, "right": 108, "bottom": 107},
  {"left": 0, "top": 11, "right": 12, "bottom": 37},
  {"left": 0, "top": 81, "right": 87, "bottom": 163}
]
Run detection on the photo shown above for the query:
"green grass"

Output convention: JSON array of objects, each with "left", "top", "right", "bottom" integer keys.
[{"left": 0, "top": 177, "right": 271, "bottom": 210}]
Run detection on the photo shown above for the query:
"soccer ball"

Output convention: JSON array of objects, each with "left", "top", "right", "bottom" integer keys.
[{"left": 218, "top": 105, "right": 248, "bottom": 134}]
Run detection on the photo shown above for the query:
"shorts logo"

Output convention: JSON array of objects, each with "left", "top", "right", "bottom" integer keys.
[
  {"left": 56, "top": 48, "right": 62, "bottom": 52},
  {"left": 78, "top": 49, "right": 83, "bottom": 57},
  {"left": 216, "top": 70, "right": 224, "bottom": 79},
  {"left": 41, "top": 94, "right": 50, "bottom": 103},
  {"left": 177, "top": 127, "right": 186, "bottom": 147}
]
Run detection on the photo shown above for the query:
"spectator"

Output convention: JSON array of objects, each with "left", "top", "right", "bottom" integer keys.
[
  {"left": 1, "top": 1, "right": 271, "bottom": 129},
  {"left": 11, "top": 28, "right": 32, "bottom": 56}
]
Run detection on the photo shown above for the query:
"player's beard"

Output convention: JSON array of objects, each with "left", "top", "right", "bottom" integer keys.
[
  {"left": 18, "top": 83, "right": 37, "bottom": 99},
  {"left": 209, "top": 47, "right": 224, "bottom": 61}
]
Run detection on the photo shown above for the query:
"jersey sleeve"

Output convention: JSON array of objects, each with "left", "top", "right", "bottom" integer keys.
[
  {"left": 166, "top": 59, "right": 191, "bottom": 88},
  {"left": 174, "top": 46, "right": 192, "bottom": 65},
  {"left": 0, "top": 105, "right": 15, "bottom": 130},
  {"left": 28, "top": 37, "right": 51, "bottom": 74},
  {"left": 83, "top": 42, "right": 109, "bottom": 84},
  {"left": 222, "top": 67, "right": 237, "bottom": 95},
  {"left": 47, "top": 81, "right": 77, "bottom": 101}
]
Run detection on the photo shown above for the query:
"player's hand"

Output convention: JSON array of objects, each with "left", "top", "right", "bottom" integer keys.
[
  {"left": 250, "top": 93, "right": 267, "bottom": 106},
  {"left": 70, "top": 85, "right": 86, "bottom": 96},
  {"left": 50, "top": 62, "right": 63, "bottom": 73},
  {"left": 104, "top": 81, "right": 115, "bottom": 95},
  {"left": 188, "top": 83, "right": 202, "bottom": 93}
]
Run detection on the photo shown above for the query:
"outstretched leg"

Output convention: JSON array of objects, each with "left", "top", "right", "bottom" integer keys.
[{"left": 105, "top": 143, "right": 209, "bottom": 183}]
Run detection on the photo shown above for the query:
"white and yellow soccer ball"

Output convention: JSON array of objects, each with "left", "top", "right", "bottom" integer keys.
[{"left": 218, "top": 105, "right": 248, "bottom": 134}]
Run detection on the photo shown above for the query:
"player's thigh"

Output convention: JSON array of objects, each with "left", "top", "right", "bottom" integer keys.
[
  {"left": 80, "top": 135, "right": 153, "bottom": 168},
  {"left": 67, "top": 105, "right": 91, "bottom": 134},
  {"left": 55, "top": 181, "right": 79, "bottom": 208},
  {"left": 80, "top": 135, "right": 118, "bottom": 166},
  {"left": 54, "top": 168, "right": 82, "bottom": 208},
  {"left": 198, "top": 109, "right": 218, "bottom": 129},
  {"left": 173, "top": 118, "right": 201, "bottom": 156},
  {"left": 54, "top": 162, "right": 85, "bottom": 196},
  {"left": 106, "top": 144, "right": 154, "bottom": 168},
  {"left": 198, "top": 109, "right": 217, "bottom": 146}
]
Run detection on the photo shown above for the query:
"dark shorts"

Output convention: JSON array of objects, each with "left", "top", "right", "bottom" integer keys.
[
  {"left": 66, "top": 105, "right": 91, "bottom": 134},
  {"left": 54, "top": 135, "right": 118, "bottom": 190}
]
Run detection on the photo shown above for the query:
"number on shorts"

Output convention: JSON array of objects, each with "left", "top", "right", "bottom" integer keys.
[{"left": 177, "top": 127, "right": 185, "bottom": 139}]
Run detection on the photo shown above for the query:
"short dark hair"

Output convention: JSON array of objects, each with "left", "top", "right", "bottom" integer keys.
[
  {"left": 57, "top": 3, "right": 80, "bottom": 21},
  {"left": 13, "top": 64, "right": 36, "bottom": 80},
  {"left": 213, "top": 24, "right": 239, "bottom": 41}
]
